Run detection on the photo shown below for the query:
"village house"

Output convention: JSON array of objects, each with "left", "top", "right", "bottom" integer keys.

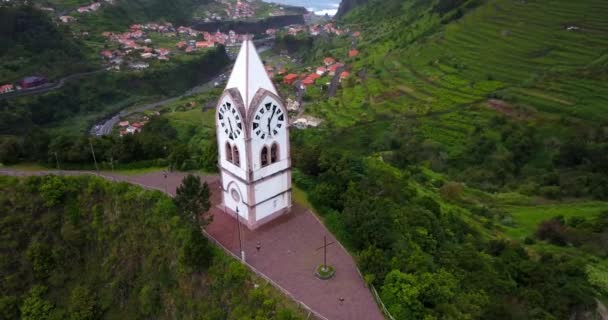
[
  {"left": 324, "top": 57, "right": 336, "bottom": 66},
  {"left": 340, "top": 71, "right": 350, "bottom": 82},
  {"left": 328, "top": 62, "right": 344, "bottom": 76},
  {"left": 59, "top": 16, "right": 75, "bottom": 23},
  {"left": 118, "top": 121, "right": 130, "bottom": 127},
  {"left": 349, "top": 49, "right": 360, "bottom": 58},
  {"left": 100, "top": 50, "right": 114, "bottom": 59},
  {"left": 155, "top": 48, "right": 170, "bottom": 56},
  {"left": 0, "top": 84, "right": 14, "bottom": 94},
  {"left": 316, "top": 66, "right": 327, "bottom": 76},
  {"left": 283, "top": 73, "right": 298, "bottom": 85},
  {"left": 129, "top": 62, "right": 149, "bottom": 70},
  {"left": 77, "top": 2, "right": 101, "bottom": 13},
  {"left": 196, "top": 41, "right": 214, "bottom": 49}
]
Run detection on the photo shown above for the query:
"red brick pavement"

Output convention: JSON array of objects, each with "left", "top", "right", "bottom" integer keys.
[
  {"left": 205, "top": 180, "right": 384, "bottom": 320},
  {"left": 0, "top": 169, "right": 385, "bottom": 320}
]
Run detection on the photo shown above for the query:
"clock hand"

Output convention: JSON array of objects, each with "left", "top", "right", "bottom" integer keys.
[
  {"left": 267, "top": 108, "right": 276, "bottom": 135},
  {"left": 228, "top": 118, "right": 234, "bottom": 135}
]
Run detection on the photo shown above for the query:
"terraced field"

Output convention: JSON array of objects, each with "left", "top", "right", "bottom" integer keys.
[{"left": 314, "top": 0, "right": 608, "bottom": 148}]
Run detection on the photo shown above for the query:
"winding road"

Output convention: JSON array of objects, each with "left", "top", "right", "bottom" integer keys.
[
  {"left": 0, "top": 69, "right": 103, "bottom": 101},
  {"left": 89, "top": 45, "right": 272, "bottom": 136}
]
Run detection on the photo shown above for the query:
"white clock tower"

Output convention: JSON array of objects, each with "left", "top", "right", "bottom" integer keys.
[{"left": 216, "top": 39, "right": 292, "bottom": 230}]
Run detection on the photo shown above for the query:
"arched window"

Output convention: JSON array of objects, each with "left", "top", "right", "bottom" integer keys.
[
  {"left": 270, "top": 143, "right": 278, "bottom": 163},
  {"left": 225, "top": 142, "right": 232, "bottom": 163},
  {"left": 261, "top": 146, "right": 269, "bottom": 167},
  {"left": 233, "top": 146, "right": 240, "bottom": 167}
]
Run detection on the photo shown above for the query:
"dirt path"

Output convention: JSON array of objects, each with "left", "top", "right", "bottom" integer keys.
[{"left": 0, "top": 168, "right": 385, "bottom": 320}]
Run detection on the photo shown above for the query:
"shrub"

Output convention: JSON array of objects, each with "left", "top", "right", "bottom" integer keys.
[{"left": 536, "top": 219, "right": 568, "bottom": 246}]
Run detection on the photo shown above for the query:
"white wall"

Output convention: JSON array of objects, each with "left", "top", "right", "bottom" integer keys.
[
  {"left": 221, "top": 171, "right": 249, "bottom": 221},
  {"left": 254, "top": 173, "right": 290, "bottom": 204},
  {"left": 256, "top": 192, "right": 290, "bottom": 221}
]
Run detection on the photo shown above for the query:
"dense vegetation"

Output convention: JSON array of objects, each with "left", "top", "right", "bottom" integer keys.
[
  {"left": 288, "top": 0, "right": 608, "bottom": 318},
  {"left": 0, "top": 5, "right": 92, "bottom": 81},
  {"left": 0, "top": 175, "right": 303, "bottom": 319}
]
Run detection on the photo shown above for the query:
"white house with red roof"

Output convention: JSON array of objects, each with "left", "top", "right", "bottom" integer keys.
[
  {"left": 0, "top": 84, "right": 14, "bottom": 94},
  {"left": 323, "top": 57, "right": 336, "bottom": 66}
]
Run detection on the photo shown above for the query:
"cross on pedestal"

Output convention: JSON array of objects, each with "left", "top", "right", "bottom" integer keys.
[{"left": 315, "top": 235, "right": 335, "bottom": 270}]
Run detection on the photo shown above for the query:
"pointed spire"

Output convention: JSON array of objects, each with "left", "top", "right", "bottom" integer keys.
[{"left": 225, "top": 37, "right": 278, "bottom": 109}]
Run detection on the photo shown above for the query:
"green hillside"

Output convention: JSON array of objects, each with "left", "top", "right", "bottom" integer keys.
[
  {"left": 0, "top": 175, "right": 303, "bottom": 319},
  {"left": 0, "top": 5, "right": 92, "bottom": 82},
  {"left": 289, "top": 0, "right": 608, "bottom": 319}
]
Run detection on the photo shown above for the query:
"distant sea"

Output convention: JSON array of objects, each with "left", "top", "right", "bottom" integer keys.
[{"left": 263, "top": 0, "right": 341, "bottom": 16}]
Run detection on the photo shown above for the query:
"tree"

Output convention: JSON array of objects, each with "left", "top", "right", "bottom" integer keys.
[
  {"left": 174, "top": 174, "right": 212, "bottom": 227},
  {"left": 20, "top": 286, "right": 54, "bottom": 320},
  {"left": 169, "top": 144, "right": 190, "bottom": 171},
  {"left": 68, "top": 286, "right": 98, "bottom": 320},
  {"left": 181, "top": 228, "right": 212, "bottom": 270},
  {"left": 0, "top": 136, "right": 21, "bottom": 164}
]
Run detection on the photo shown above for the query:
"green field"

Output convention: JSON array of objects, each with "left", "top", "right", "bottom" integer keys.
[{"left": 502, "top": 201, "right": 608, "bottom": 239}]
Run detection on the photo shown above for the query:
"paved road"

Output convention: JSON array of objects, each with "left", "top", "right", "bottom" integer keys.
[
  {"left": 0, "top": 168, "right": 386, "bottom": 320},
  {"left": 0, "top": 70, "right": 103, "bottom": 101},
  {"left": 89, "top": 45, "right": 272, "bottom": 136},
  {"left": 89, "top": 71, "right": 230, "bottom": 136}
]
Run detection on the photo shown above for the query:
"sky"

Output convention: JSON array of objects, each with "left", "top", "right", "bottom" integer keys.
[{"left": 263, "top": 0, "right": 341, "bottom": 16}]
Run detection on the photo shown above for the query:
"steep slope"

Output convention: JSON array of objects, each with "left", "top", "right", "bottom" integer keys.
[
  {"left": 288, "top": 1, "right": 608, "bottom": 319},
  {"left": 0, "top": 175, "right": 304, "bottom": 319},
  {"left": 0, "top": 5, "right": 91, "bottom": 81}
]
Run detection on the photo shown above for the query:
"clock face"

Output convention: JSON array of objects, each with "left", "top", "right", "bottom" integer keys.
[
  {"left": 252, "top": 101, "right": 285, "bottom": 139},
  {"left": 218, "top": 101, "right": 243, "bottom": 140}
]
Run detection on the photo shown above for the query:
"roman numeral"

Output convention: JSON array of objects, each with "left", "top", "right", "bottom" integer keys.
[
  {"left": 277, "top": 123, "right": 282, "bottom": 128},
  {"left": 256, "top": 130, "right": 261, "bottom": 136},
  {"left": 261, "top": 133, "right": 265, "bottom": 139},
  {"left": 273, "top": 129, "right": 278, "bottom": 135},
  {"left": 225, "top": 129, "right": 228, "bottom": 134},
  {"left": 253, "top": 122, "right": 259, "bottom": 129},
  {"left": 255, "top": 115, "right": 260, "bottom": 120},
  {"left": 278, "top": 114, "right": 284, "bottom": 121},
  {"left": 219, "top": 114, "right": 223, "bottom": 120},
  {"left": 266, "top": 104, "right": 271, "bottom": 111},
  {"left": 237, "top": 123, "right": 242, "bottom": 129},
  {"left": 272, "top": 104, "right": 276, "bottom": 111}
]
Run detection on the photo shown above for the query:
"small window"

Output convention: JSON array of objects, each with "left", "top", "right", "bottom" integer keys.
[
  {"left": 270, "top": 143, "right": 278, "bottom": 163},
  {"left": 225, "top": 143, "right": 232, "bottom": 163},
  {"left": 233, "top": 146, "right": 240, "bottom": 167},
  {"left": 261, "top": 146, "right": 269, "bottom": 167}
]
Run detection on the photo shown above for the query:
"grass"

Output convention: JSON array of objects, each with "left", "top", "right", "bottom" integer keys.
[
  {"left": 164, "top": 107, "right": 215, "bottom": 141},
  {"left": 502, "top": 201, "right": 608, "bottom": 239},
  {"left": 292, "top": 185, "right": 314, "bottom": 210}
]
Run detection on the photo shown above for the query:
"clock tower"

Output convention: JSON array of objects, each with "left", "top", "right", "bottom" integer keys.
[{"left": 216, "top": 39, "right": 292, "bottom": 230}]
